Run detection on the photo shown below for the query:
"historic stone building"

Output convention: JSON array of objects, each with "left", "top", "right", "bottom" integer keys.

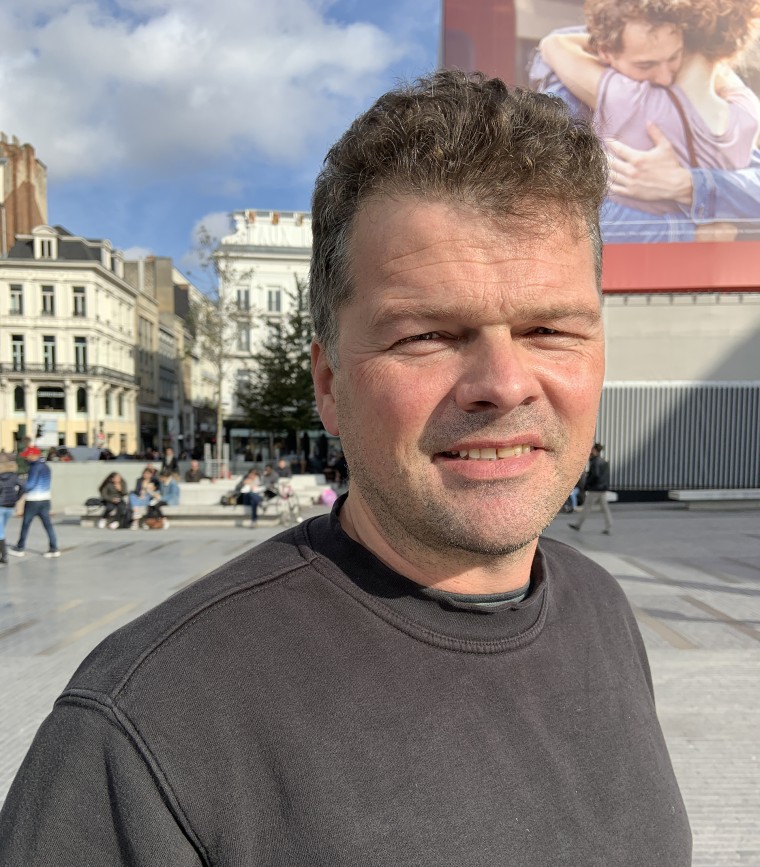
[
  {"left": 0, "top": 225, "right": 139, "bottom": 453},
  {"left": 217, "top": 209, "right": 311, "bottom": 455}
]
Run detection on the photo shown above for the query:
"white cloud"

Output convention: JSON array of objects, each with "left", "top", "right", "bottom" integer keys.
[
  {"left": 180, "top": 210, "right": 233, "bottom": 274},
  {"left": 0, "top": 0, "right": 409, "bottom": 179},
  {"left": 121, "top": 245, "right": 154, "bottom": 260}
]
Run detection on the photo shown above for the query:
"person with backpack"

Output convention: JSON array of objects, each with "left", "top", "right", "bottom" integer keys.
[{"left": 0, "top": 452, "right": 24, "bottom": 565}]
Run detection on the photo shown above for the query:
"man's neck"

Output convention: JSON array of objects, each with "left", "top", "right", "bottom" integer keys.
[{"left": 338, "top": 491, "right": 538, "bottom": 596}]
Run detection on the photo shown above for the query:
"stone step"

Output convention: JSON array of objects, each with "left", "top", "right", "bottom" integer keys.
[{"left": 67, "top": 501, "right": 324, "bottom": 528}]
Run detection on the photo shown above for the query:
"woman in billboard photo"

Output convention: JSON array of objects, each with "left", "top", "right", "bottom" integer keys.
[{"left": 537, "top": 0, "right": 760, "bottom": 242}]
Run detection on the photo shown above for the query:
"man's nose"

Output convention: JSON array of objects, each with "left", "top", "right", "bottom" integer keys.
[
  {"left": 652, "top": 65, "right": 675, "bottom": 86},
  {"left": 453, "top": 335, "right": 540, "bottom": 414}
]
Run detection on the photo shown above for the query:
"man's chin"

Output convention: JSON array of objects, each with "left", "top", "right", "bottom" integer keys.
[{"left": 443, "top": 531, "right": 539, "bottom": 559}]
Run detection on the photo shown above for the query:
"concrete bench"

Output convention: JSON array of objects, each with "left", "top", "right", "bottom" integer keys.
[
  {"left": 179, "top": 475, "right": 329, "bottom": 507},
  {"left": 65, "top": 504, "right": 296, "bottom": 528},
  {"left": 668, "top": 489, "right": 760, "bottom": 510}
]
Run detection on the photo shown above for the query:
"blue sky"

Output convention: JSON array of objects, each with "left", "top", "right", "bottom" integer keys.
[{"left": 1, "top": 0, "right": 440, "bottom": 273}]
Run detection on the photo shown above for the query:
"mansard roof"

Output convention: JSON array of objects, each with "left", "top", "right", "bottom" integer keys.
[{"left": 7, "top": 225, "right": 114, "bottom": 262}]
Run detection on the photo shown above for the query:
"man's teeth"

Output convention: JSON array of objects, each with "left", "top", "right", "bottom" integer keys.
[{"left": 452, "top": 446, "right": 535, "bottom": 460}]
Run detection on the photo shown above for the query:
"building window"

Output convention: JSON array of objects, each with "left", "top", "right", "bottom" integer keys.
[
  {"left": 74, "top": 336, "right": 88, "bottom": 372},
  {"left": 267, "top": 288, "right": 281, "bottom": 313},
  {"left": 237, "top": 326, "right": 251, "bottom": 352},
  {"left": 43, "top": 335, "right": 57, "bottom": 371},
  {"left": 11, "top": 335, "right": 25, "bottom": 371},
  {"left": 41, "top": 285, "right": 55, "bottom": 316},
  {"left": 76, "top": 387, "right": 87, "bottom": 413},
  {"left": 73, "top": 286, "right": 86, "bottom": 317},
  {"left": 117, "top": 392, "right": 125, "bottom": 417},
  {"left": 40, "top": 239, "right": 53, "bottom": 258},
  {"left": 37, "top": 386, "right": 65, "bottom": 412},
  {"left": 14, "top": 386, "right": 25, "bottom": 412},
  {"left": 10, "top": 284, "right": 23, "bottom": 315},
  {"left": 105, "top": 390, "right": 113, "bottom": 416},
  {"left": 119, "top": 433, "right": 127, "bottom": 453},
  {"left": 237, "top": 288, "right": 250, "bottom": 311},
  {"left": 76, "top": 432, "right": 87, "bottom": 446}
]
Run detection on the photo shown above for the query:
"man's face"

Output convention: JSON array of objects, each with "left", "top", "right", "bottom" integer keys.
[
  {"left": 601, "top": 21, "right": 683, "bottom": 86},
  {"left": 313, "top": 197, "right": 605, "bottom": 560}
]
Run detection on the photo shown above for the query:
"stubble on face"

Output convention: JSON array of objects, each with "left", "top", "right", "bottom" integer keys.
[{"left": 337, "top": 389, "right": 577, "bottom": 569}]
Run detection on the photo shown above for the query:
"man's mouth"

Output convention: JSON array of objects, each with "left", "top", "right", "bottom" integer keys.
[{"left": 438, "top": 445, "right": 536, "bottom": 460}]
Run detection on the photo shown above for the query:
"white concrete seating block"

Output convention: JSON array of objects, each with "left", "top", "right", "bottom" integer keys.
[
  {"left": 668, "top": 489, "right": 760, "bottom": 510},
  {"left": 177, "top": 482, "right": 229, "bottom": 506},
  {"left": 669, "top": 489, "right": 760, "bottom": 500}
]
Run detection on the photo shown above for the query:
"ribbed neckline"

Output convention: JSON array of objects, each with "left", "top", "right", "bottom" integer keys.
[{"left": 302, "top": 496, "right": 550, "bottom": 654}]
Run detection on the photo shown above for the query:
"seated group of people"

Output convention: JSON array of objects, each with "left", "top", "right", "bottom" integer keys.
[
  {"left": 98, "top": 450, "right": 183, "bottom": 530},
  {"left": 227, "top": 460, "right": 293, "bottom": 527}
]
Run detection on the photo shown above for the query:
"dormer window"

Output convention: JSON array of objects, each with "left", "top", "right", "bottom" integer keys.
[{"left": 33, "top": 230, "right": 58, "bottom": 260}]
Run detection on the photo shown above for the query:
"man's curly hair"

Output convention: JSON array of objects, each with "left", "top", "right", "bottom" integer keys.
[
  {"left": 585, "top": 0, "right": 760, "bottom": 62},
  {"left": 585, "top": 0, "right": 693, "bottom": 55}
]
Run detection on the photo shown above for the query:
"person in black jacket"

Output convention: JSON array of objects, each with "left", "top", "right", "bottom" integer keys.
[
  {"left": 159, "top": 447, "right": 179, "bottom": 477},
  {"left": 0, "top": 452, "right": 24, "bottom": 564},
  {"left": 570, "top": 442, "right": 613, "bottom": 534}
]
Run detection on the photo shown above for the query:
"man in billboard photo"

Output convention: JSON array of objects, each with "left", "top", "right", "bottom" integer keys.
[
  {"left": 0, "top": 71, "right": 691, "bottom": 864},
  {"left": 531, "top": 0, "right": 760, "bottom": 243}
]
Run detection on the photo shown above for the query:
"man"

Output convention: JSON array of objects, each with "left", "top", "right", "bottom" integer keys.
[
  {"left": 570, "top": 443, "right": 613, "bottom": 534},
  {"left": 275, "top": 457, "right": 292, "bottom": 479},
  {"left": 0, "top": 71, "right": 690, "bottom": 863},
  {"left": 159, "top": 446, "right": 179, "bottom": 477},
  {"left": 531, "top": 0, "right": 760, "bottom": 241},
  {"left": 184, "top": 458, "right": 210, "bottom": 483},
  {"left": 7, "top": 445, "right": 60, "bottom": 558}
]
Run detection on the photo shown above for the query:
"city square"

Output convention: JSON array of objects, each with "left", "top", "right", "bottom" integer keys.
[{"left": 1, "top": 1, "right": 760, "bottom": 861}]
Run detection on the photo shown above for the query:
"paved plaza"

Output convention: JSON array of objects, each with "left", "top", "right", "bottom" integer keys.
[{"left": 1, "top": 503, "right": 759, "bottom": 864}]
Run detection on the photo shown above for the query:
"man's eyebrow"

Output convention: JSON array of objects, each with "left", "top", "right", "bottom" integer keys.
[{"left": 368, "top": 302, "right": 601, "bottom": 330}]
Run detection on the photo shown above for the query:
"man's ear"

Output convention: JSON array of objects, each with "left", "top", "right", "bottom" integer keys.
[
  {"left": 596, "top": 48, "right": 614, "bottom": 67},
  {"left": 311, "top": 340, "right": 339, "bottom": 436}
]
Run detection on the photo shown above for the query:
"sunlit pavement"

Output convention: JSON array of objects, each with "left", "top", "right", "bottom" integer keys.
[{"left": 2, "top": 503, "right": 759, "bottom": 864}]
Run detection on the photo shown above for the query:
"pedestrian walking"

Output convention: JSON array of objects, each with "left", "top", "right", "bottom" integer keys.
[
  {"left": 7, "top": 446, "right": 61, "bottom": 558},
  {"left": 570, "top": 442, "right": 613, "bottom": 534},
  {"left": 0, "top": 452, "right": 24, "bottom": 565}
]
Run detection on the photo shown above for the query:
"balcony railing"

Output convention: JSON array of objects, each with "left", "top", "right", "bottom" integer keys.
[{"left": 0, "top": 363, "right": 136, "bottom": 387}]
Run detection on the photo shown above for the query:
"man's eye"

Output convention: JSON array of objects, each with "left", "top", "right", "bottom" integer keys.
[
  {"left": 398, "top": 332, "right": 444, "bottom": 344},
  {"left": 532, "top": 327, "right": 558, "bottom": 335}
]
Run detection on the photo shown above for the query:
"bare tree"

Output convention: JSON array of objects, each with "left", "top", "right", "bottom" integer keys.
[{"left": 185, "top": 225, "right": 254, "bottom": 463}]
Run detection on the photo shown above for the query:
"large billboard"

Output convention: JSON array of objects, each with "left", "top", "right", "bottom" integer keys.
[{"left": 442, "top": 0, "right": 760, "bottom": 263}]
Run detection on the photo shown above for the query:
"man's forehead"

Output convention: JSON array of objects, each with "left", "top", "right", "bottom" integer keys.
[
  {"left": 619, "top": 20, "right": 683, "bottom": 56},
  {"left": 351, "top": 195, "right": 585, "bottom": 259}
]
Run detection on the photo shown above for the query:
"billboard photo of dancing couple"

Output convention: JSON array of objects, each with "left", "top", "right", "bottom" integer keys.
[{"left": 443, "top": 0, "right": 760, "bottom": 245}]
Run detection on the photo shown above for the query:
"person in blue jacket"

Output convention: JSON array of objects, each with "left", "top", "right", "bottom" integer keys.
[{"left": 7, "top": 446, "right": 60, "bottom": 559}]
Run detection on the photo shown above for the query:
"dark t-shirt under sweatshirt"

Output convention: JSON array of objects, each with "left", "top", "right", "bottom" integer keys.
[{"left": 0, "top": 506, "right": 691, "bottom": 865}]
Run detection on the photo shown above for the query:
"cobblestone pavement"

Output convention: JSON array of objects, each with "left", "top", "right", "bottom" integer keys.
[{"left": 2, "top": 504, "right": 759, "bottom": 864}]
